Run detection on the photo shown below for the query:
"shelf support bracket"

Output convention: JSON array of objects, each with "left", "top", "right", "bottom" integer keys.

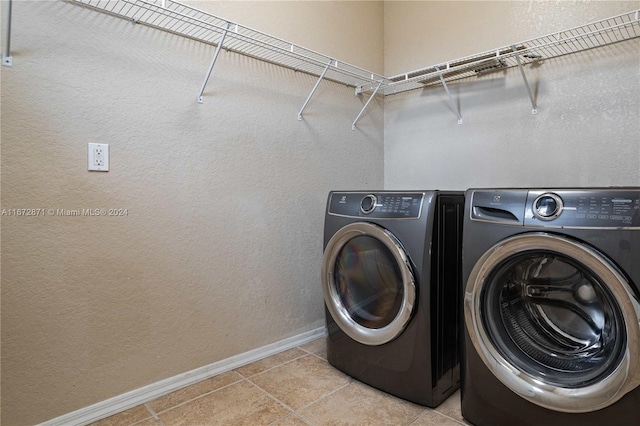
[
  {"left": 435, "top": 66, "right": 462, "bottom": 124},
  {"left": 197, "top": 22, "right": 230, "bottom": 103},
  {"left": 512, "top": 45, "right": 538, "bottom": 114},
  {"left": 2, "top": 0, "right": 13, "bottom": 67},
  {"left": 352, "top": 80, "right": 383, "bottom": 130},
  {"left": 297, "top": 59, "right": 332, "bottom": 121}
]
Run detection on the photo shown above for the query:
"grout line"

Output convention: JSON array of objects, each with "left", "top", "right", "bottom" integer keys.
[
  {"left": 417, "top": 407, "right": 468, "bottom": 426},
  {"left": 296, "top": 339, "right": 325, "bottom": 355},
  {"left": 141, "top": 403, "right": 165, "bottom": 426},
  {"left": 449, "top": 415, "right": 470, "bottom": 426},
  {"left": 151, "top": 349, "right": 322, "bottom": 417},
  {"left": 143, "top": 403, "right": 159, "bottom": 419},
  {"left": 233, "top": 347, "right": 310, "bottom": 377},
  {"left": 299, "top": 413, "right": 317, "bottom": 426},
  {"left": 152, "top": 376, "right": 249, "bottom": 415},
  {"left": 308, "top": 351, "right": 327, "bottom": 362},
  {"left": 237, "top": 351, "right": 313, "bottom": 379},
  {"left": 245, "top": 359, "right": 353, "bottom": 417},
  {"left": 407, "top": 408, "right": 434, "bottom": 426},
  {"left": 299, "top": 347, "right": 327, "bottom": 359},
  {"left": 245, "top": 378, "right": 297, "bottom": 415},
  {"left": 438, "top": 412, "right": 467, "bottom": 425},
  {"left": 268, "top": 413, "right": 313, "bottom": 426},
  {"left": 292, "top": 379, "right": 353, "bottom": 413}
]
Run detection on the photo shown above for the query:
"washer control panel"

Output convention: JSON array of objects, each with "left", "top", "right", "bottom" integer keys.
[
  {"left": 328, "top": 192, "right": 426, "bottom": 219},
  {"left": 525, "top": 189, "right": 640, "bottom": 228}
]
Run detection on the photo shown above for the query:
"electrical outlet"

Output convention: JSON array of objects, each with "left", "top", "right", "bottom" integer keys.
[
  {"left": 95, "top": 146, "right": 104, "bottom": 166},
  {"left": 88, "top": 143, "right": 109, "bottom": 171}
]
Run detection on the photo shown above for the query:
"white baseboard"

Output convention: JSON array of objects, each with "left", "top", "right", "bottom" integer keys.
[{"left": 39, "top": 327, "right": 327, "bottom": 426}]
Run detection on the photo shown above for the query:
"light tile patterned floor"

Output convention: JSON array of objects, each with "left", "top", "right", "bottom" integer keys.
[{"left": 90, "top": 338, "right": 468, "bottom": 426}]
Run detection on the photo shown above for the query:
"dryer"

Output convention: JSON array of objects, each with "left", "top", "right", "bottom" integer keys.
[
  {"left": 461, "top": 188, "right": 640, "bottom": 426},
  {"left": 322, "top": 191, "right": 464, "bottom": 407}
]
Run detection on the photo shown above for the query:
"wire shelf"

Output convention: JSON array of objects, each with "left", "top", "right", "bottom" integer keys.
[
  {"left": 69, "top": 0, "right": 639, "bottom": 97},
  {"left": 69, "top": 0, "right": 385, "bottom": 88},
  {"left": 64, "top": 1, "right": 639, "bottom": 125},
  {"left": 379, "top": 10, "right": 640, "bottom": 96}
]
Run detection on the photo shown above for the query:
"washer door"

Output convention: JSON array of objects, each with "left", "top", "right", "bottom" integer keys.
[
  {"left": 322, "top": 222, "right": 416, "bottom": 346},
  {"left": 465, "top": 232, "right": 640, "bottom": 413}
]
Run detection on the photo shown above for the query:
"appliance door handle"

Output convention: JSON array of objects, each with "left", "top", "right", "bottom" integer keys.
[{"left": 472, "top": 206, "right": 520, "bottom": 223}]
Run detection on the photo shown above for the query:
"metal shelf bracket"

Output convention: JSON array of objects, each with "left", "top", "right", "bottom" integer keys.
[
  {"left": 298, "top": 59, "right": 332, "bottom": 121},
  {"left": 435, "top": 66, "right": 462, "bottom": 125},
  {"left": 197, "top": 21, "right": 231, "bottom": 104},
  {"left": 512, "top": 45, "right": 538, "bottom": 114},
  {"left": 2, "top": 0, "right": 13, "bottom": 67},
  {"left": 352, "top": 80, "right": 383, "bottom": 130}
]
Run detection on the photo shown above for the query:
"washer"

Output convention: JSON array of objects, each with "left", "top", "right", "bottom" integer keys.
[
  {"left": 322, "top": 191, "right": 464, "bottom": 407},
  {"left": 461, "top": 188, "right": 640, "bottom": 426}
]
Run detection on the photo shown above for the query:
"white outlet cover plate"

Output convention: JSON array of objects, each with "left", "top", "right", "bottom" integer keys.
[{"left": 88, "top": 143, "right": 109, "bottom": 171}]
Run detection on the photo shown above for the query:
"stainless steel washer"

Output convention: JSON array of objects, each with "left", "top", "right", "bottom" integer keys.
[
  {"left": 461, "top": 188, "right": 640, "bottom": 426},
  {"left": 322, "top": 191, "right": 464, "bottom": 407}
]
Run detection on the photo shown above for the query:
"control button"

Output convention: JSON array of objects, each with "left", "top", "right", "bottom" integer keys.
[
  {"left": 360, "top": 194, "right": 377, "bottom": 214},
  {"left": 533, "top": 193, "right": 563, "bottom": 221}
]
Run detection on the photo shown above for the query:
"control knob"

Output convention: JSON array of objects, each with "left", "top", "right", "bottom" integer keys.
[
  {"left": 360, "top": 194, "right": 377, "bottom": 214},
  {"left": 533, "top": 193, "right": 563, "bottom": 220}
]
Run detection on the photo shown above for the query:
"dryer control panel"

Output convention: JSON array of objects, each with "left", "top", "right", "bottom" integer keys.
[
  {"left": 525, "top": 189, "right": 640, "bottom": 228},
  {"left": 327, "top": 192, "right": 428, "bottom": 219}
]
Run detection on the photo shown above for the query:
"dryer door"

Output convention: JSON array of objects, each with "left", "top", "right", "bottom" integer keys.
[
  {"left": 322, "top": 222, "right": 416, "bottom": 346},
  {"left": 465, "top": 232, "right": 640, "bottom": 413}
]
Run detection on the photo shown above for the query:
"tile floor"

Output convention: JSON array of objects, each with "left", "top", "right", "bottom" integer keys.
[{"left": 91, "top": 338, "right": 469, "bottom": 426}]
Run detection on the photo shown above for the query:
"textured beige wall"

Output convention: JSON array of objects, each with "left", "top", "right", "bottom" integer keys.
[
  {"left": 384, "top": 0, "right": 640, "bottom": 189},
  {"left": 186, "top": 0, "right": 385, "bottom": 74},
  {"left": 4, "top": 1, "right": 639, "bottom": 424},
  {"left": 0, "top": 1, "right": 384, "bottom": 424},
  {"left": 384, "top": 0, "right": 639, "bottom": 75}
]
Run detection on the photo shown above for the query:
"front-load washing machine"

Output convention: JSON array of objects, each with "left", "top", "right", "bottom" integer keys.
[
  {"left": 322, "top": 191, "right": 464, "bottom": 407},
  {"left": 461, "top": 188, "right": 640, "bottom": 426}
]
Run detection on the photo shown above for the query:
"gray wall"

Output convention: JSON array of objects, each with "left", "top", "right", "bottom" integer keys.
[{"left": 0, "top": 1, "right": 383, "bottom": 424}]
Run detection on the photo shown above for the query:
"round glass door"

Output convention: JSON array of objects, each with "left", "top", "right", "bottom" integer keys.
[
  {"left": 322, "top": 222, "right": 416, "bottom": 345},
  {"left": 465, "top": 232, "right": 640, "bottom": 413}
]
